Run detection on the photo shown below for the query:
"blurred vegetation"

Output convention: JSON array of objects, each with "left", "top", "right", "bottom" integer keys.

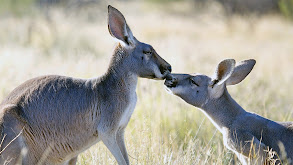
[
  {"left": 1, "top": 0, "right": 293, "bottom": 20},
  {"left": 213, "top": 0, "right": 279, "bottom": 15},
  {"left": 0, "top": 0, "right": 292, "bottom": 164},
  {"left": 279, "top": 0, "right": 293, "bottom": 20},
  {"left": 0, "top": 0, "right": 37, "bottom": 16}
]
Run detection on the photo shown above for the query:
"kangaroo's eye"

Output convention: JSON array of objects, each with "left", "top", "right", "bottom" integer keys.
[{"left": 190, "top": 79, "right": 199, "bottom": 86}]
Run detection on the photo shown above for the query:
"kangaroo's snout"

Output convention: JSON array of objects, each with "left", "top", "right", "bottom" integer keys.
[
  {"left": 164, "top": 74, "right": 178, "bottom": 88},
  {"left": 159, "top": 64, "right": 172, "bottom": 76},
  {"left": 154, "top": 51, "right": 171, "bottom": 79}
]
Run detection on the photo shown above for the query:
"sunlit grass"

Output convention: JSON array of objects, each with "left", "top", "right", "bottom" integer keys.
[{"left": 0, "top": 1, "right": 292, "bottom": 164}]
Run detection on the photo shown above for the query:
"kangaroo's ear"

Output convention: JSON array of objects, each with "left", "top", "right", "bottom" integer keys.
[
  {"left": 108, "top": 5, "right": 135, "bottom": 46},
  {"left": 208, "top": 59, "right": 235, "bottom": 99},
  {"left": 226, "top": 59, "right": 256, "bottom": 86}
]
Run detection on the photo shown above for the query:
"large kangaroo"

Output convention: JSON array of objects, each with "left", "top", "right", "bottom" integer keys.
[
  {"left": 0, "top": 5, "right": 171, "bottom": 165},
  {"left": 164, "top": 59, "right": 293, "bottom": 164}
]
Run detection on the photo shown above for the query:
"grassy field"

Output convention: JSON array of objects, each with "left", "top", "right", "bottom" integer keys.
[{"left": 0, "top": 1, "right": 293, "bottom": 164}]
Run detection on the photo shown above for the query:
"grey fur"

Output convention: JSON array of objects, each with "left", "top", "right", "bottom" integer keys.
[
  {"left": 0, "top": 5, "right": 171, "bottom": 165},
  {"left": 165, "top": 59, "right": 293, "bottom": 164}
]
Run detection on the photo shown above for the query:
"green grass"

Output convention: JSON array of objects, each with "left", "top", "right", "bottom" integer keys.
[{"left": 0, "top": 1, "right": 293, "bottom": 164}]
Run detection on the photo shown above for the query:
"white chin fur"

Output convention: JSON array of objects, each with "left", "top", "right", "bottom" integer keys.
[
  {"left": 166, "top": 86, "right": 184, "bottom": 96},
  {"left": 165, "top": 86, "right": 174, "bottom": 94}
]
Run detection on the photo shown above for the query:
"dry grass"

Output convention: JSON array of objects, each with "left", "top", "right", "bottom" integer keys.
[{"left": 0, "top": 1, "right": 292, "bottom": 164}]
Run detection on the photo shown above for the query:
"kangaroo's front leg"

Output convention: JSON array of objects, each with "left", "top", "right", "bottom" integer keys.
[
  {"left": 116, "top": 128, "right": 129, "bottom": 165},
  {"left": 228, "top": 131, "right": 268, "bottom": 165},
  {"left": 101, "top": 133, "right": 127, "bottom": 165}
]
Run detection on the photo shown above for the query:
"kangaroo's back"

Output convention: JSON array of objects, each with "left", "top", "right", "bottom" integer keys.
[
  {"left": 0, "top": 75, "right": 97, "bottom": 124},
  {"left": 0, "top": 75, "right": 101, "bottom": 164}
]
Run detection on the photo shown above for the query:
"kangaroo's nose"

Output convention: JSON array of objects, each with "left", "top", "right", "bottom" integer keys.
[
  {"left": 164, "top": 74, "right": 178, "bottom": 88},
  {"left": 160, "top": 64, "right": 172, "bottom": 75},
  {"left": 166, "top": 64, "right": 172, "bottom": 72},
  {"left": 165, "top": 74, "right": 174, "bottom": 81}
]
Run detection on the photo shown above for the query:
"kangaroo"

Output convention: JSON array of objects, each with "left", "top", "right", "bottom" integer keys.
[
  {"left": 164, "top": 59, "right": 293, "bottom": 164},
  {"left": 0, "top": 5, "right": 171, "bottom": 165}
]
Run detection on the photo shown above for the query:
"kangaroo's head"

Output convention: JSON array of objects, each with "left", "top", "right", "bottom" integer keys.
[
  {"left": 107, "top": 5, "right": 171, "bottom": 79},
  {"left": 164, "top": 59, "right": 256, "bottom": 107}
]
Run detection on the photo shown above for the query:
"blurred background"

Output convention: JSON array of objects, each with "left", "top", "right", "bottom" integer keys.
[{"left": 0, "top": 0, "right": 293, "bottom": 164}]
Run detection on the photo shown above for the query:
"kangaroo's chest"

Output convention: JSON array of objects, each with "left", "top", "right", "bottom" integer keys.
[{"left": 119, "top": 92, "right": 137, "bottom": 128}]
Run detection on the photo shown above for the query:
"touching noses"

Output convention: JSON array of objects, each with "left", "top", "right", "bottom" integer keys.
[{"left": 164, "top": 74, "right": 178, "bottom": 88}]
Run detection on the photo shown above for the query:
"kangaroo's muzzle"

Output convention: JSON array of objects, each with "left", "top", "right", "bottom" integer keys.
[{"left": 164, "top": 74, "right": 178, "bottom": 88}]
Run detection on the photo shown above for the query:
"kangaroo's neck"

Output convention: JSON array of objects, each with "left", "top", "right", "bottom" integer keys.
[
  {"left": 95, "top": 44, "right": 138, "bottom": 92},
  {"left": 201, "top": 88, "right": 246, "bottom": 132},
  {"left": 107, "top": 45, "right": 133, "bottom": 75}
]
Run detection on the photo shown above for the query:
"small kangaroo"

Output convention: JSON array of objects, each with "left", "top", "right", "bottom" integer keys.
[
  {"left": 0, "top": 5, "right": 171, "bottom": 165},
  {"left": 164, "top": 59, "right": 293, "bottom": 164}
]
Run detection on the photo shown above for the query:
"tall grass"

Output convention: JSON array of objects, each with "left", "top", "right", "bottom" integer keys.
[{"left": 0, "top": 1, "right": 292, "bottom": 164}]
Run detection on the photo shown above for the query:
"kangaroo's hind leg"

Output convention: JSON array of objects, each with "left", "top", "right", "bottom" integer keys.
[{"left": 0, "top": 118, "right": 28, "bottom": 165}]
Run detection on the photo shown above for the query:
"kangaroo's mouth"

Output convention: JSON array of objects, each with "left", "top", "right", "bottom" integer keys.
[
  {"left": 151, "top": 69, "right": 171, "bottom": 80},
  {"left": 164, "top": 81, "right": 182, "bottom": 96},
  {"left": 164, "top": 79, "right": 177, "bottom": 88},
  {"left": 164, "top": 74, "right": 178, "bottom": 88},
  {"left": 145, "top": 74, "right": 156, "bottom": 79}
]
